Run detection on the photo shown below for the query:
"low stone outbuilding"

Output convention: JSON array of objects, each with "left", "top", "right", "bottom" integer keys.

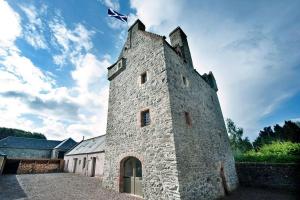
[
  {"left": 64, "top": 135, "right": 105, "bottom": 177},
  {"left": 0, "top": 136, "right": 77, "bottom": 159},
  {"left": 0, "top": 136, "right": 77, "bottom": 174}
]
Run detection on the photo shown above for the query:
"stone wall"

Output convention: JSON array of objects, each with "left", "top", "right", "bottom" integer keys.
[
  {"left": 16, "top": 159, "right": 63, "bottom": 174},
  {"left": 164, "top": 29, "right": 238, "bottom": 200},
  {"left": 236, "top": 162, "right": 300, "bottom": 190},
  {"left": 103, "top": 22, "right": 181, "bottom": 200},
  {"left": 0, "top": 148, "right": 51, "bottom": 159}
]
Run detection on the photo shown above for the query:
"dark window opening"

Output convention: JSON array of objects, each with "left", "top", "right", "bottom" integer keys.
[
  {"left": 141, "top": 72, "right": 147, "bottom": 84},
  {"left": 182, "top": 76, "right": 187, "bottom": 86},
  {"left": 141, "top": 109, "right": 150, "bottom": 127},
  {"left": 83, "top": 157, "right": 86, "bottom": 169},
  {"left": 185, "top": 112, "right": 192, "bottom": 127},
  {"left": 58, "top": 151, "right": 64, "bottom": 159}
]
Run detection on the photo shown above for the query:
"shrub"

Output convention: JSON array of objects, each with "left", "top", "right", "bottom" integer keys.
[{"left": 235, "top": 141, "right": 300, "bottom": 163}]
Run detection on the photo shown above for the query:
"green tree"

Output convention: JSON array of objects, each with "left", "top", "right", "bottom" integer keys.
[
  {"left": 0, "top": 127, "right": 46, "bottom": 140},
  {"left": 253, "top": 121, "right": 300, "bottom": 149},
  {"left": 226, "top": 118, "right": 253, "bottom": 156},
  {"left": 282, "top": 121, "right": 300, "bottom": 142}
]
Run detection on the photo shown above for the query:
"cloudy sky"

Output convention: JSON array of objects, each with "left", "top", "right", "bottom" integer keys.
[{"left": 0, "top": 0, "right": 299, "bottom": 141}]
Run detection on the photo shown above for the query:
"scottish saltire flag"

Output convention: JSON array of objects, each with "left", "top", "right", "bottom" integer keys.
[{"left": 108, "top": 8, "right": 128, "bottom": 22}]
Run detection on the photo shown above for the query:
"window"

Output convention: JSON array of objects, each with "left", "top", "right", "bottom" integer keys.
[
  {"left": 141, "top": 72, "right": 147, "bottom": 84},
  {"left": 182, "top": 76, "right": 187, "bottom": 86},
  {"left": 141, "top": 109, "right": 150, "bottom": 127},
  {"left": 83, "top": 157, "right": 86, "bottom": 169},
  {"left": 185, "top": 112, "right": 192, "bottom": 127},
  {"left": 79, "top": 160, "right": 81, "bottom": 165}
]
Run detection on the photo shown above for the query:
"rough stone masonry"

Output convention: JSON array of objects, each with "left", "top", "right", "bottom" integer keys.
[{"left": 103, "top": 19, "right": 238, "bottom": 200}]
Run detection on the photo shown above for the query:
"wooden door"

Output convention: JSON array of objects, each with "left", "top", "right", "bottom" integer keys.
[{"left": 123, "top": 157, "right": 143, "bottom": 196}]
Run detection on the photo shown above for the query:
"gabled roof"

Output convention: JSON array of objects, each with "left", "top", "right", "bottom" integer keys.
[
  {"left": 54, "top": 138, "right": 77, "bottom": 150},
  {"left": 65, "top": 135, "right": 105, "bottom": 156},
  {"left": 0, "top": 136, "right": 74, "bottom": 150}
]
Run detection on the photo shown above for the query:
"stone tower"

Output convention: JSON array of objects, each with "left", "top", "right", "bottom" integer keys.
[{"left": 103, "top": 19, "right": 238, "bottom": 200}]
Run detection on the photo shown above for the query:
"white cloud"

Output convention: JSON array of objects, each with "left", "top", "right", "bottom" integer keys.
[
  {"left": 71, "top": 53, "right": 108, "bottom": 92},
  {"left": 50, "top": 17, "right": 94, "bottom": 67},
  {"left": 0, "top": 2, "right": 110, "bottom": 141},
  {"left": 0, "top": 1, "right": 22, "bottom": 48},
  {"left": 19, "top": 4, "right": 48, "bottom": 49},
  {"left": 130, "top": 0, "right": 183, "bottom": 28},
  {"left": 99, "top": 0, "right": 120, "bottom": 10}
]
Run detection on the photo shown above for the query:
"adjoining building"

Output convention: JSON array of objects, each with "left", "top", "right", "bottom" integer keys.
[
  {"left": 0, "top": 136, "right": 77, "bottom": 174},
  {"left": 0, "top": 136, "right": 77, "bottom": 159},
  {"left": 64, "top": 135, "right": 105, "bottom": 177},
  {"left": 102, "top": 19, "right": 238, "bottom": 199}
]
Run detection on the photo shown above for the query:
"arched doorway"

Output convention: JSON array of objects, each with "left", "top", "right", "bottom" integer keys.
[{"left": 120, "top": 157, "right": 143, "bottom": 197}]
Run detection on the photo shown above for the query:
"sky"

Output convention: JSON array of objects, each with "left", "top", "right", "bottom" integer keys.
[{"left": 0, "top": 0, "right": 299, "bottom": 142}]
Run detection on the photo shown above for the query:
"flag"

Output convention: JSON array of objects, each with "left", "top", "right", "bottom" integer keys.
[{"left": 108, "top": 8, "right": 128, "bottom": 22}]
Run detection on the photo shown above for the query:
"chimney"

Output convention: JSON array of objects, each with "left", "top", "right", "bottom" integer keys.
[{"left": 169, "top": 27, "right": 193, "bottom": 68}]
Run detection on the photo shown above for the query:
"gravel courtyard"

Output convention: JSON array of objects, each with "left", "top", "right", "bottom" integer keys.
[
  {"left": 0, "top": 173, "right": 139, "bottom": 200},
  {"left": 0, "top": 173, "right": 297, "bottom": 200}
]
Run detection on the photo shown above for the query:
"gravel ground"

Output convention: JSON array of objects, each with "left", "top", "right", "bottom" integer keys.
[
  {"left": 0, "top": 173, "right": 298, "bottom": 200},
  {"left": 0, "top": 173, "right": 140, "bottom": 200}
]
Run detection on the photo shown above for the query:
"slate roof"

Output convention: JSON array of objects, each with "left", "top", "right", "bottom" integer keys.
[
  {"left": 0, "top": 136, "right": 73, "bottom": 150},
  {"left": 65, "top": 135, "right": 105, "bottom": 156},
  {"left": 54, "top": 138, "right": 77, "bottom": 150}
]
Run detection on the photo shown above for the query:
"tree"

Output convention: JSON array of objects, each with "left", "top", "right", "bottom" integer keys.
[
  {"left": 253, "top": 126, "right": 275, "bottom": 149},
  {"left": 253, "top": 121, "right": 300, "bottom": 149},
  {"left": 226, "top": 118, "right": 253, "bottom": 156},
  {"left": 282, "top": 121, "right": 300, "bottom": 143},
  {"left": 0, "top": 127, "right": 46, "bottom": 140}
]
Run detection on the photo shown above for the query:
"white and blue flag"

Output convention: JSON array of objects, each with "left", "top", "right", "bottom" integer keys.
[{"left": 108, "top": 8, "right": 128, "bottom": 22}]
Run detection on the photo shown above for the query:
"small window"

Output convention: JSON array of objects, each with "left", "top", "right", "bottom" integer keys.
[
  {"left": 185, "top": 112, "right": 192, "bottom": 127},
  {"left": 141, "top": 109, "right": 150, "bottom": 127},
  {"left": 141, "top": 72, "right": 147, "bottom": 84},
  {"left": 182, "top": 76, "right": 187, "bottom": 86},
  {"left": 118, "top": 62, "right": 121, "bottom": 69},
  {"left": 83, "top": 157, "right": 86, "bottom": 169},
  {"left": 79, "top": 160, "right": 81, "bottom": 165}
]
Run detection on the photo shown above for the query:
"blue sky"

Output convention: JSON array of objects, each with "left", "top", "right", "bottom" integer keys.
[{"left": 0, "top": 0, "right": 299, "bottom": 141}]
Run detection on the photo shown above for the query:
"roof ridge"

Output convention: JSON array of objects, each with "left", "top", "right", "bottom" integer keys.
[
  {"left": 82, "top": 134, "right": 106, "bottom": 141},
  {"left": 1, "top": 136, "right": 62, "bottom": 142}
]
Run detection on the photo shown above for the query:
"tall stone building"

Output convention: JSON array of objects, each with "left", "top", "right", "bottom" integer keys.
[{"left": 103, "top": 19, "right": 238, "bottom": 199}]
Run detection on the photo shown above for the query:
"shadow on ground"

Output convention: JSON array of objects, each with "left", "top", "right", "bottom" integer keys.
[
  {"left": 0, "top": 175, "right": 27, "bottom": 200},
  {"left": 220, "top": 186, "right": 298, "bottom": 200}
]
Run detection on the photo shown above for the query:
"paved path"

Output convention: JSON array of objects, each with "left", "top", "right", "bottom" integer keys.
[
  {"left": 0, "top": 173, "right": 298, "bottom": 200},
  {"left": 0, "top": 173, "right": 139, "bottom": 200}
]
